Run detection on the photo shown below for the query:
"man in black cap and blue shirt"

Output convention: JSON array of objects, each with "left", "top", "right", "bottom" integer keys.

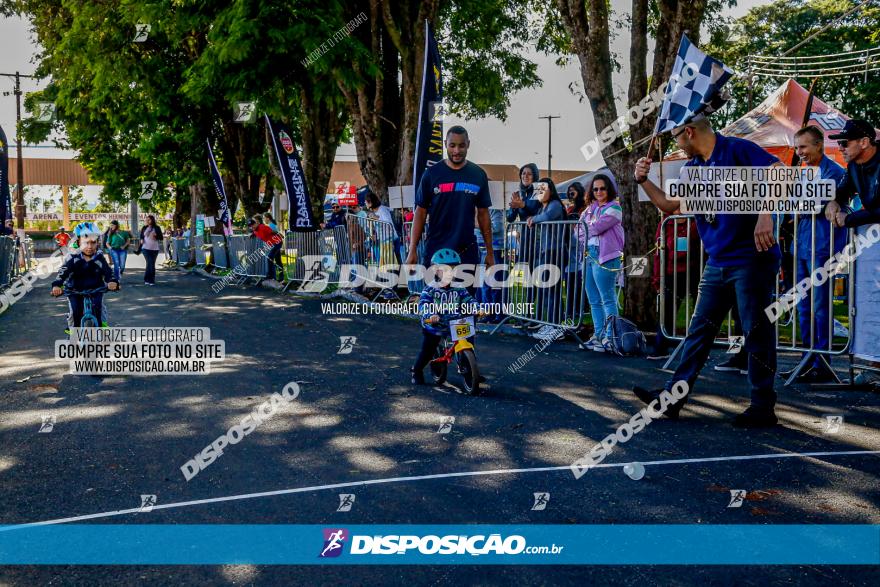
[
  {"left": 824, "top": 119, "right": 879, "bottom": 229},
  {"left": 633, "top": 115, "right": 782, "bottom": 428}
]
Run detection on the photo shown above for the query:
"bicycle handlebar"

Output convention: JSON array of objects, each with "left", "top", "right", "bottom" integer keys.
[{"left": 62, "top": 286, "right": 111, "bottom": 295}]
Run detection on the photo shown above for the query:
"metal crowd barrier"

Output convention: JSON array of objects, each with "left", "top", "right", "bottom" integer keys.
[
  {"left": 210, "top": 235, "right": 229, "bottom": 269},
  {"left": 193, "top": 235, "right": 209, "bottom": 267},
  {"left": 0, "top": 236, "right": 14, "bottom": 288},
  {"left": 499, "top": 220, "right": 587, "bottom": 336},
  {"left": 657, "top": 213, "right": 855, "bottom": 384},
  {"left": 171, "top": 237, "right": 191, "bottom": 265}
]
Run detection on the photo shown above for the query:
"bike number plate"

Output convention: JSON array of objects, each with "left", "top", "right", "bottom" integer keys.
[{"left": 449, "top": 317, "right": 475, "bottom": 342}]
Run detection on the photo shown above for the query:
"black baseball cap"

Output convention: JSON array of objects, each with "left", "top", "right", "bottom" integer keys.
[
  {"left": 829, "top": 119, "right": 877, "bottom": 141},
  {"left": 247, "top": 218, "right": 256, "bottom": 225}
]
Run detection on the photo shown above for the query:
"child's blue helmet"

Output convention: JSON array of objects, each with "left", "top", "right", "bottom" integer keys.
[
  {"left": 431, "top": 248, "right": 461, "bottom": 265},
  {"left": 74, "top": 222, "right": 101, "bottom": 237}
]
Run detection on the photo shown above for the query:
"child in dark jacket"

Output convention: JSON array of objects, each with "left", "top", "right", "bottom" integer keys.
[
  {"left": 411, "top": 248, "right": 479, "bottom": 385},
  {"left": 51, "top": 222, "right": 119, "bottom": 328}
]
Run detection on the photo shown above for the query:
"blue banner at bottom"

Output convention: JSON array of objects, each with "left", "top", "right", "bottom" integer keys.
[{"left": 0, "top": 525, "right": 877, "bottom": 565}]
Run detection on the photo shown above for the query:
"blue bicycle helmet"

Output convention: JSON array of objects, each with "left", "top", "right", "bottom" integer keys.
[
  {"left": 431, "top": 248, "right": 461, "bottom": 265},
  {"left": 74, "top": 222, "right": 101, "bottom": 237}
]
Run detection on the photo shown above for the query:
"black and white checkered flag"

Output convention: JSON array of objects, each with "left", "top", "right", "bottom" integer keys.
[{"left": 654, "top": 35, "right": 734, "bottom": 134}]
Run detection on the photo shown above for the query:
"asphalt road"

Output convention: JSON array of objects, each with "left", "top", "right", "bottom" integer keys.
[{"left": 0, "top": 255, "right": 878, "bottom": 585}]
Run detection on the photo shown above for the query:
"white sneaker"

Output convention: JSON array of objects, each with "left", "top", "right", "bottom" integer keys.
[
  {"left": 532, "top": 325, "right": 557, "bottom": 340},
  {"left": 581, "top": 335, "right": 605, "bottom": 352}
]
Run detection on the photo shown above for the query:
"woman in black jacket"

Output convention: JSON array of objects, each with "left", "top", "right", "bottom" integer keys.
[{"left": 139, "top": 215, "right": 164, "bottom": 285}]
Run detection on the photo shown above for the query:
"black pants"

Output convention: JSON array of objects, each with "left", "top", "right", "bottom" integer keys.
[
  {"left": 67, "top": 293, "right": 103, "bottom": 327},
  {"left": 143, "top": 249, "right": 159, "bottom": 284},
  {"left": 413, "top": 331, "right": 442, "bottom": 373},
  {"left": 266, "top": 242, "right": 283, "bottom": 279}
]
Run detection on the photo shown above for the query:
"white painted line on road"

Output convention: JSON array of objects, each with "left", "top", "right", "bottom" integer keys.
[{"left": 4, "top": 449, "right": 878, "bottom": 530}]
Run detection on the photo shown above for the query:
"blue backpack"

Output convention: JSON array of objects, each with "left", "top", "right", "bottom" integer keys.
[{"left": 604, "top": 316, "right": 647, "bottom": 357}]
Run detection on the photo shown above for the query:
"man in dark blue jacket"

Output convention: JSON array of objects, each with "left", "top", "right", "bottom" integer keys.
[
  {"left": 825, "top": 119, "right": 879, "bottom": 229},
  {"left": 782, "top": 126, "right": 847, "bottom": 383}
]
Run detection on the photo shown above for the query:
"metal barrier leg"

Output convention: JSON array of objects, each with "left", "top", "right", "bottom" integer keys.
[{"left": 661, "top": 338, "right": 686, "bottom": 372}]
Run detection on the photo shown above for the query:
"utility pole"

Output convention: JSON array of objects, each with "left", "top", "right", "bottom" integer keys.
[
  {"left": 538, "top": 115, "right": 560, "bottom": 179},
  {"left": 2, "top": 71, "right": 37, "bottom": 230}
]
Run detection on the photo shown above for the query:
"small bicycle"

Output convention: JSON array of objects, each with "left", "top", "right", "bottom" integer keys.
[
  {"left": 62, "top": 286, "right": 112, "bottom": 330},
  {"left": 429, "top": 315, "right": 481, "bottom": 395}
]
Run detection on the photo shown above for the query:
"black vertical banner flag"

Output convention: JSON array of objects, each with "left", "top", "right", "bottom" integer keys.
[
  {"left": 413, "top": 21, "right": 443, "bottom": 187},
  {"left": 265, "top": 115, "right": 318, "bottom": 232},
  {"left": 0, "top": 125, "right": 11, "bottom": 224},
  {"left": 207, "top": 139, "right": 233, "bottom": 235}
]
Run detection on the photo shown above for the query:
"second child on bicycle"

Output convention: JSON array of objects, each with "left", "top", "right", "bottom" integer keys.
[
  {"left": 410, "top": 248, "right": 480, "bottom": 385},
  {"left": 51, "top": 222, "right": 119, "bottom": 329}
]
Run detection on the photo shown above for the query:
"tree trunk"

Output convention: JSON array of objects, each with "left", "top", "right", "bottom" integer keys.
[
  {"left": 299, "top": 81, "right": 348, "bottom": 218},
  {"left": 337, "top": 0, "right": 439, "bottom": 202},
  {"left": 556, "top": 0, "right": 709, "bottom": 328}
]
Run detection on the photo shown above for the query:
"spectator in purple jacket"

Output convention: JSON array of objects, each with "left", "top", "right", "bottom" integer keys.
[{"left": 579, "top": 174, "right": 624, "bottom": 351}]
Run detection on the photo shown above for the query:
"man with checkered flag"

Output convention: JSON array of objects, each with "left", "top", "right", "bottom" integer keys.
[{"left": 632, "top": 36, "right": 783, "bottom": 429}]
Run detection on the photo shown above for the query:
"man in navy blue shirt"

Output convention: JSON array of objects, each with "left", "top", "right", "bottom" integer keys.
[
  {"left": 406, "top": 126, "right": 495, "bottom": 280},
  {"left": 633, "top": 115, "right": 781, "bottom": 428}
]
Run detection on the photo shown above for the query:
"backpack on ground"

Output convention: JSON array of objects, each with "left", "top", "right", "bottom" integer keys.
[{"left": 603, "top": 315, "right": 647, "bottom": 357}]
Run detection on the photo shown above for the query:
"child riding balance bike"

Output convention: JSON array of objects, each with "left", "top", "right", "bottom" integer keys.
[{"left": 51, "top": 222, "right": 119, "bottom": 332}]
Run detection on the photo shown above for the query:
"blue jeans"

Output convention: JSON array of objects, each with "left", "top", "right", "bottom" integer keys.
[
  {"left": 796, "top": 256, "right": 833, "bottom": 367},
  {"left": 109, "top": 248, "right": 127, "bottom": 281},
  {"left": 584, "top": 245, "right": 620, "bottom": 338},
  {"left": 669, "top": 255, "right": 779, "bottom": 411}
]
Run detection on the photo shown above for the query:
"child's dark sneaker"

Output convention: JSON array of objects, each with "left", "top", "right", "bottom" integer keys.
[{"left": 411, "top": 367, "right": 426, "bottom": 385}]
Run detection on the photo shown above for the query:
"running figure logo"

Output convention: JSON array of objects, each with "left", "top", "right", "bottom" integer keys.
[
  {"left": 628, "top": 256, "right": 648, "bottom": 277},
  {"left": 727, "top": 489, "right": 746, "bottom": 508},
  {"left": 133, "top": 23, "right": 150, "bottom": 42},
  {"left": 726, "top": 335, "right": 744, "bottom": 354},
  {"left": 337, "top": 494, "right": 355, "bottom": 512},
  {"left": 38, "top": 415, "right": 55, "bottom": 433},
  {"left": 337, "top": 336, "right": 356, "bottom": 355},
  {"left": 234, "top": 102, "right": 256, "bottom": 123},
  {"left": 301, "top": 255, "right": 330, "bottom": 293},
  {"left": 319, "top": 528, "right": 348, "bottom": 558},
  {"left": 531, "top": 492, "right": 550, "bottom": 511},
  {"left": 823, "top": 415, "right": 843, "bottom": 434},
  {"left": 139, "top": 494, "right": 157, "bottom": 512},
  {"left": 437, "top": 416, "right": 455, "bottom": 434}
]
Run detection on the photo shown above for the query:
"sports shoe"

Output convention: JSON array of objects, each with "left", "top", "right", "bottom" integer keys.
[
  {"left": 411, "top": 367, "right": 426, "bottom": 385},
  {"left": 579, "top": 335, "right": 605, "bottom": 352},
  {"left": 632, "top": 386, "right": 684, "bottom": 419},
  {"left": 732, "top": 407, "right": 778, "bottom": 428},
  {"left": 532, "top": 325, "right": 558, "bottom": 340},
  {"left": 794, "top": 367, "right": 836, "bottom": 384},
  {"left": 714, "top": 355, "right": 748, "bottom": 375}
]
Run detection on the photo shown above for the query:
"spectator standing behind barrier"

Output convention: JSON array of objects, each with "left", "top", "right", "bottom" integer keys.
[
  {"left": 475, "top": 208, "right": 505, "bottom": 323},
  {"left": 406, "top": 125, "right": 496, "bottom": 289},
  {"left": 105, "top": 220, "right": 132, "bottom": 281},
  {"left": 323, "top": 202, "right": 347, "bottom": 229},
  {"left": 826, "top": 119, "right": 880, "bottom": 229},
  {"left": 248, "top": 215, "right": 283, "bottom": 283},
  {"left": 580, "top": 174, "right": 624, "bottom": 351},
  {"left": 53, "top": 228, "right": 71, "bottom": 252},
  {"left": 648, "top": 214, "right": 700, "bottom": 360},
  {"left": 564, "top": 182, "right": 588, "bottom": 324},
  {"left": 634, "top": 115, "right": 781, "bottom": 429},
  {"left": 138, "top": 215, "right": 164, "bottom": 286},
  {"left": 778, "top": 126, "right": 848, "bottom": 383},
  {"left": 527, "top": 179, "right": 565, "bottom": 339},
  {"left": 264, "top": 212, "right": 279, "bottom": 232}
]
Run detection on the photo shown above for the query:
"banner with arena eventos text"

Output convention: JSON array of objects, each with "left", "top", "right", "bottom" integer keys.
[{"left": 265, "top": 115, "right": 318, "bottom": 232}]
